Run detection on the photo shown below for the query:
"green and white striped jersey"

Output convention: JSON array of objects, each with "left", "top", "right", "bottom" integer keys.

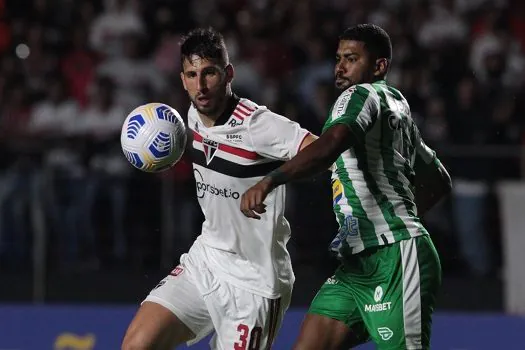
[{"left": 323, "top": 80, "right": 437, "bottom": 258}]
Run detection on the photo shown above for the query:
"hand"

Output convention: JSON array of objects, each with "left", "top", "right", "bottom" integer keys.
[{"left": 240, "top": 178, "right": 272, "bottom": 219}]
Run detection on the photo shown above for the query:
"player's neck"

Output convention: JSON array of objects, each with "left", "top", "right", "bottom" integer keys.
[{"left": 199, "top": 113, "right": 218, "bottom": 128}]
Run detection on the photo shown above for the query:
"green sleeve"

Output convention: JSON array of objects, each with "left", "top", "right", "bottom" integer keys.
[{"left": 322, "top": 85, "right": 379, "bottom": 140}]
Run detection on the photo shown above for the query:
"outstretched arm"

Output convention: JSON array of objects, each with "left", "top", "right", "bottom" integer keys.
[
  {"left": 240, "top": 85, "right": 378, "bottom": 219},
  {"left": 240, "top": 124, "right": 353, "bottom": 219}
]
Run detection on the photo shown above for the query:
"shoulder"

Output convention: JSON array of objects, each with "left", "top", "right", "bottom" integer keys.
[
  {"left": 355, "top": 83, "right": 382, "bottom": 100},
  {"left": 332, "top": 84, "right": 378, "bottom": 117},
  {"left": 238, "top": 98, "right": 259, "bottom": 113},
  {"left": 235, "top": 98, "right": 262, "bottom": 122},
  {"left": 336, "top": 84, "right": 380, "bottom": 104},
  {"left": 187, "top": 104, "right": 198, "bottom": 131},
  {"left": 240, "top": 98, "right": 274, "bottom": 124},
  {"left": 247, "top": 105, "right": 291, "bottom": 129},
  {"left": 187, "top": 104, "right": 195, "bottom": 119}
]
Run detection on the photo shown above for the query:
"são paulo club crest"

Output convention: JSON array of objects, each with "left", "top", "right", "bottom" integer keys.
[{"left": 203, "top": 138, "right": 219, "bottom": 165}]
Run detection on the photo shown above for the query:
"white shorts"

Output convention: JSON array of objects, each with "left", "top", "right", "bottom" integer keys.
[{"left": 143, "top": 242, "right": 291, "bottom": 349}]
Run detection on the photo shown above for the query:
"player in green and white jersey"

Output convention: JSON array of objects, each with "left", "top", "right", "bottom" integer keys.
[{"left": 240, "top": 24, "right": 452, "bottom": 349}]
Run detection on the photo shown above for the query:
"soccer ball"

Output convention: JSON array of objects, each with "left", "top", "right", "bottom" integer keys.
[{"left": 121, "top": 102, "right": 187, "bottom": 173}]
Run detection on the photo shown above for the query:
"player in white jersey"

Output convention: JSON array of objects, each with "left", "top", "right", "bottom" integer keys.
[
  {"left": 121, "top": 28, "right": 316, "bottom": 350},
  {"left": 241, "top": 24, "right": 452, "bottom": 349}
]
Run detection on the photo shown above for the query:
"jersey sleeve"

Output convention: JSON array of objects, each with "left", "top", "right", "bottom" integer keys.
[
  {"left": 248, "top": 110, "right": 310, "bottom": 161},
  {"left": 413, "top": 126, "right": 438, "bottom": 165},
  {"left": 323, "top": 85, "right": 379, "bottom": 140},
  {"left": 186, "top": 105, "right": 196, "bottom": 132}
]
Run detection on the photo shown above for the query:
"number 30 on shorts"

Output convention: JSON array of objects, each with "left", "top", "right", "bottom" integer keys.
[{"left": 234, "top": 324, "right": 262, "bottom": 350}]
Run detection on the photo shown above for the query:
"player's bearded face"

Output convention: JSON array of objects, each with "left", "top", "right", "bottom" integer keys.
[
  {"left": 334, "top": 40, "right": 375, "bottom": 90},
  {"left": 181, "top": 56, "right": 230, "bottom": 116}
]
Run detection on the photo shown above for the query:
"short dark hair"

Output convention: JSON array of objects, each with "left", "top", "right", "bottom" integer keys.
[
  {"left": 340, "top": 24, "right": 392, "bottom": 61},
  {"left": 180, "top": 27, "right": 229, "bottom": 68}
]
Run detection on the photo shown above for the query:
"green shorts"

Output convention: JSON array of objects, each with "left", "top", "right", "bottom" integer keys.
[{"left": 309, "top": 235, "right": 441, "bottom": 350}]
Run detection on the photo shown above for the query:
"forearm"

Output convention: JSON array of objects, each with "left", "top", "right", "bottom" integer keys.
[
  {"left": 259, "top": 124, "right": 353, "bottom": 190},
  {"left": 266, "top": 147, "right": 335, "bottom": 189},
  {"left": 265, "top": 132, "right": 346, "bottom": 190}
]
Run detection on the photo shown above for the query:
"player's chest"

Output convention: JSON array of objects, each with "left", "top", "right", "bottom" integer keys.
[{"left": 190, "top": 124, "right": 267, "bottom": 176}]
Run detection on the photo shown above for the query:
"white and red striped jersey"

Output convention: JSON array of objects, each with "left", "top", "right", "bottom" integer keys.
[{"left": 187, "top": 95, "right": 310, "bottom": 298}]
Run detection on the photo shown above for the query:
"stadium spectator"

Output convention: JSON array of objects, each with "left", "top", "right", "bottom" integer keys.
[
  {"left": 76, "top": 75, "right": 129, "bottom": 265},
  {"left": 1, "top": 0, "right": 524, "bottom": 278},
  {"left": 97, "top": 30, "right": 166, "bottom": 110},
  {"left": 28, "top": 75, "right": 88, "bottom": 270},
  {"left": 61, "top": 25, "right": 100, "bottom": 107},
  {"left": 89, "top": 0, "right": 144, "bottom": 57}
]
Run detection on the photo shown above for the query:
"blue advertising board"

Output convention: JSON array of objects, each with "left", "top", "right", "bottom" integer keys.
[{"left": 0, "top": 305, "right": 524, "bottom": 349}]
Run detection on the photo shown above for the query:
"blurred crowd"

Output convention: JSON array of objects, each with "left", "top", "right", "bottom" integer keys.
[{"left": 0, "top": 0, "right": 524, "bottom": 278}]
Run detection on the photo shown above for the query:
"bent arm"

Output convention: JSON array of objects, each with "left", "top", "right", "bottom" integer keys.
[
  {"left": 263, "top": 124, "right": 352, "bottom": 190},
  {"left": 414, "top": 156, "right": 452, "bottom": 216}
]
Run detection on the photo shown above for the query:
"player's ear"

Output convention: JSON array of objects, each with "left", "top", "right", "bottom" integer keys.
[
  {"left": 225, "top": 64, "right": 234, "bottom": 83},
  {"left": 374, "top": 58, "right": 388, "bottom": 78},
  {"left": 180, "top": 72, "right": 188, "bottom": 91}
]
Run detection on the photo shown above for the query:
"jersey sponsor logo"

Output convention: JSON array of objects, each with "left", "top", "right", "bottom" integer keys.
[
  {"left": 325, "top": 275, "right": 339, "bottom": 285},
  {"left": 385, "top": 92, "right": 409, "bottom": 130},
  {"left": 194, "top": 169, "right": 240, "bottom": 199},
  {"left": 170, "top": 265, "right": 184, "bottom": 276},
  {"left": 226, "top": 134, "right": 243, "bottom": 142},
  {"left": 331, "top": 181, "right": 359, "bottom": 247},
  {"left": 329, "top": 214, "right": 360, "bottom": 257},
  {"left": 365, "top": 285, "right": 391, "bottom": 312},
  {"left": 387, "top": 114, "right": 403, "bottom": 130},
  {"left": 374, "top": 285, "right": 383, "bottom": 302},
  {"left": 364, "top": 302, "right": 392, "bottom": 313},
  {"left": 332, "top": 87, "right": 355, "bottom": 119},
  {"left": 378, "top": 327, "right": 394, "bottom": 341},
  {"left": 228, "top": 117, "right": 243, "bottom": 127},
  {"left": 203, "top": 138, "right": 219, "bottom": 164},
  {"left": 332, "top": 178, "right": 343, "bottom": 204},
  {"left": 344, "top": 215, "right": 359, "bottom": 237}
]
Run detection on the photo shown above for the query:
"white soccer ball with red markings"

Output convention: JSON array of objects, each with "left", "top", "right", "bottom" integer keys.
[{"left": 121, "top": 102, "right": 187, "bottom": 173}]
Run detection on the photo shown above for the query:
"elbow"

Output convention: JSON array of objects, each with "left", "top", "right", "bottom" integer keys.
[
  {"left": 441, "top": 168, "right": 453, "bottom": 196},
  {"left": 444, "top": 175, "right": 453, "bottom": 195}
]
